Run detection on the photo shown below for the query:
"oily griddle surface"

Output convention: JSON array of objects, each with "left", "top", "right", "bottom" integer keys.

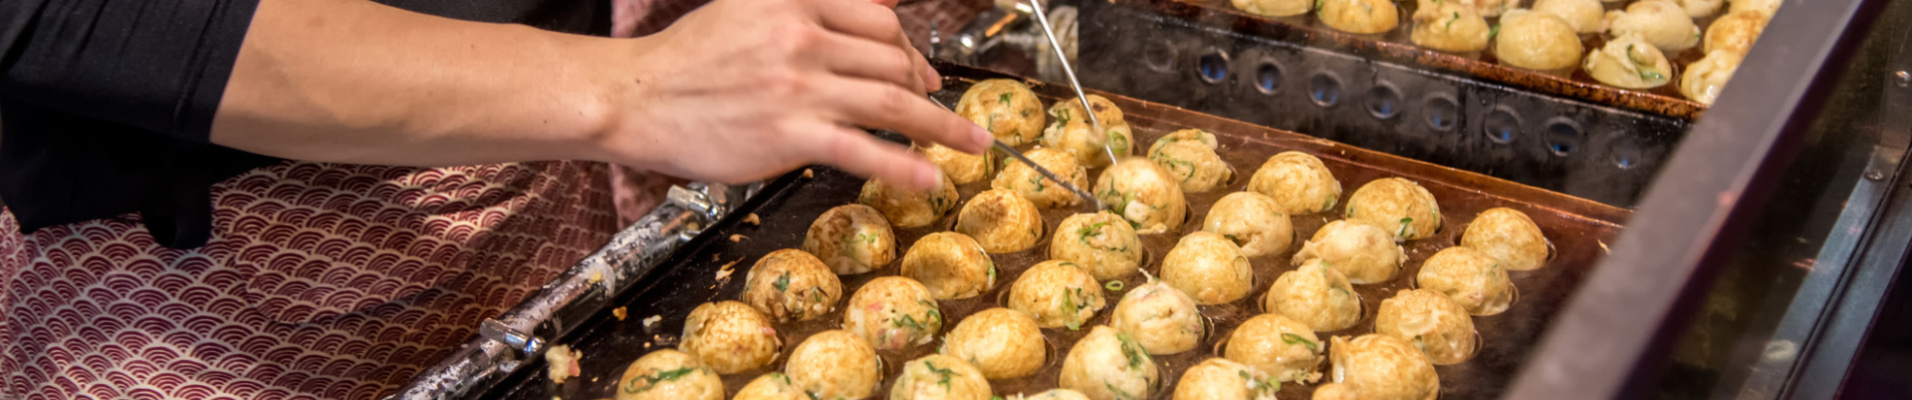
[{"left": 481, "top": 71, "right": 1629, "bottom": 400}]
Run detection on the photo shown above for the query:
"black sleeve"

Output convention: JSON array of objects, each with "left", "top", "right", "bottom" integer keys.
[{"left": 0, "top": 0, "right": 261, "bottom": 142}]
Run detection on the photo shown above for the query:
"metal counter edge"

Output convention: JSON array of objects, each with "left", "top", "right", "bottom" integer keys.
[{"left": 383, "top": 182, "right": 758, "bottom": 400}]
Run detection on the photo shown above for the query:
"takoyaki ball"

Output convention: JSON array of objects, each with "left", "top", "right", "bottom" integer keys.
[
  {"left": 1247, "top": 151, "right": 1343, "bottom": 215},
  {"left": 1025, "top": 390, "right": 1094, "bottom": 400},
  {"left": 1495, "top": 10, "right": 1585, "bottom": 71},
  {"left": 1681, "top": 50, "right": 1743, "bottom": 105},
  {"left": 1202, "top": 192, "right": 1296, "bottom": 258},
  {"left": 1454, "top": 0, "right": 1516, "bottom": 17},
  {"left": 859, "top": 174, "right": 959, "bottom": 228},
  {"left": 1675, "top": 0, "right": 1723, "bottom": 17},
  {"left": 922, "top": 143, "right": 995, "bottom": 185},
  {"left": 1605, "top": 1, "right": 1701, "bottom": 52},
  {"left": 1161, "top": 232, "right": 1256, "bottom": 305},
  {"left": 742, "top": 249, "right": 844, "bottom": 322},
  {"left": 1706, "top": 10, "right": 1769, "bottom": 56},
  {"left": 1147, "top": 129, "right": 1234, "bottom": 193},
  {"left": 955, "top": 189, "right": 1045, "bottom": 253},
  {"left": 1051, "top": 212, "right": 1145, "bottom": 281},
  {"left": 1224, "top": 313, "right": 1324, "bottom": 383},
  {"left": 1171, "top": 358, "right": 1281, "bottom": 400},
  {"left": 1009, "top": 260, "right": 1108, "bottom": 329},
  {"left": 941, "top": 307, "right": 1047, "bottom": 379},
  {"left": 1233, "top": 0, "right": 1311, "bottom": 17},
  {"left": 1318, "top": 0, "right": 1399, "bottom": 34},
  {"left": 992, "top": 147, "right": 1093, "bottom": 208},
  {"left": 734, "top": 373, "right": 807, "bottom": 400},
  {"left": 891, "top": 355, "right": 993, "bottom": 400},
  {"left": 1460, "top": 207, "right": 1550, "bottom": 271},
  {"left": 1346, "top": 178, "right": 1442, "bottom": 241},
  {"left": 844, "top": 276, "right": 945, "bottom": 350},
  {"left": 1264, "top": 259, "right": 1362, "bottom": 332},
  {"left": 1059, "top": 326, "right": 1161, "bottom": 400},
  {"left": 1375, "top": 289, "right": 1478, "bottom": 365},
  {"left": 901, "top": 232, "right": 998, "bottom": 300},
  {"left": 1042, "top": 95, "right": 1134, "bottom": 168},
  {"left": 1730, "top": 0, "right": 1780, "bottom": 15},
  {"left": 615, "top": 349, "right": 724, "bottom": 400},
  {"left": 1094, "top": 158, "right": 1189, "bottom": 234},
  {"left": 803, "top": 204, "right": 897, "bottom": 275},
  {"left": 1110, "top": 281, "right": 1205, "bottom": 355},
  {"left": 680, "top": 301, "right": 782, "bottom": 374},
  {"left": 1416, "top": 246, "right": 1515, "bottom": 316},
  {"left": 1531, "top": 0, "right": 1606, "bottom": 33},
  {"left": 785, "top": 330, "right": 883, "bottom": 400},
  {"left": 1583, "top": 33, "right": 1674, "bottom": 89},
  {"left": 957, "top": 79, "right": 1046, "bottom": 146},
  {"left": 1293, "top": 220, "right": 1406, "bottom": 284},
  {"left": 1409, "top": 3, "right": 1491, "bottom": 53},
  {"left": 1327, "top": 335, "right": 1440, "bottom": 400},
  {"left": 1311, "top": 384, "right": 1362, "bottom": 400}
]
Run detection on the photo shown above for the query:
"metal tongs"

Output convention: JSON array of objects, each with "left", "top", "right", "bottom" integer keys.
[{"left": 924, "top": 0, "right": 1116, "bottom": 211}]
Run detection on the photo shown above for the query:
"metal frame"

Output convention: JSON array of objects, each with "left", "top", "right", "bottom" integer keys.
[
  {"left": 385, "top": 183, "right": 755, "bottom": 400},
  {"left": 1504, "top": 0, "right": 1897, "bottom": 397}
]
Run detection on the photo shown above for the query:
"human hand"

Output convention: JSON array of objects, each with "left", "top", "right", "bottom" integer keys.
[{"left": 595, "top": 0, "right": 984, "bottom": 190}]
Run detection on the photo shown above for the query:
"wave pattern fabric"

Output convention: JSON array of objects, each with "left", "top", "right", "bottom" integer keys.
[{"left": 0, "top": 160, "right": 619, "bottom": 400}]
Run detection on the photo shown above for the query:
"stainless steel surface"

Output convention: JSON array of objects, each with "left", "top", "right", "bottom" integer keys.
[
  {"left": 1027, "top": 0, "right": 1116, "bottom": 166},
  {"left": 1073, "top": 0, "right": 1689, "bottom": 207},
  {"left": 387, "top": 183, "right": 754, "bottom": 400},
  {"left": 474, "top": 65, "right": 1631, "bottom": 400},
  {"left": 1504, "top": 0, "right": 1895, "bottom": 395}
]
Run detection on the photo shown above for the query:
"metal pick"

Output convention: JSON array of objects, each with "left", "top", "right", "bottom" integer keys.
[
  {"left": 928, "top": 96, "right": 1104, "bottom": 210},
  {"left": 1026, "top": 0, "right": 1121, "bottom": 166}
]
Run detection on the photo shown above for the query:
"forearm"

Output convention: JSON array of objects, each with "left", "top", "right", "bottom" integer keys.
[{"left": 210, "top": 0, "right": 637, "bottom": 167}]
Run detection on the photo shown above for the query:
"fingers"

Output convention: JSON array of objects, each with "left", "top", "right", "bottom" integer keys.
[
  {"left": 808, "top": 0, "right": 906, "bottom": 46},
  {"left": 814, "top": 75, "right": 992, "bottom": 154},
  {"left": 800, "top": 0, "right": 940, "bottom": 93},
  {"left": 813, "top": 32, "right": 923, "bottom": 93},
  {"left": 903, "top": 42, "right": 943, "bottom": 92},
  {"left": 806, "top": 123, "right": 944, "bottom": 190}
]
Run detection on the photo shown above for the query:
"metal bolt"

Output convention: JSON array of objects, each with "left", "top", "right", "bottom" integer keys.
[
  {"left": 1867, "top": 169, "right": 1886, "bottom": 181},
  {"left": 1895, "top": 71, "right": 1910, "bottom": 87}
]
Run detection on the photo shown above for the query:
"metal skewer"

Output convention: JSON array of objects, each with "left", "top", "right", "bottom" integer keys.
[
  {"left": 1025, "top": 0, "right": 1120, "bottom": 166},
  {"left": 928, "top": 96, "right": 1104, "bottom": 210}
]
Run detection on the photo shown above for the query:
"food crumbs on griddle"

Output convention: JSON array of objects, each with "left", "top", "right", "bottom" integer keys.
[
  {"left": 715, "top": 260, "right": 740, "bottom": 281},
  {"left": 613, "top": 307, "right": 628, "bottom": 321},
  {"left": 642, "top": 315, "right": 663, "bottom": 330},
  {"left": 803, "top": 169, "right": 815, "bottom": 178},
  {"left": 729, "top": 234, "right": 747, "bottom": 242},
  {"left": 543, "top": 345, "right": 581, "bottom": 384},
  {"left": 744, "top": 213, "right": 761, "bottom": 225}
]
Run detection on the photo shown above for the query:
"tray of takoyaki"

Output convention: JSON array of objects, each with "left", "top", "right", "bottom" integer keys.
[
  {"left": 488, "top": 65, "right": 1629, "bottom": 400},
  {"left": 1107, "top": 0, "right": 1776, "bottom": 118}
]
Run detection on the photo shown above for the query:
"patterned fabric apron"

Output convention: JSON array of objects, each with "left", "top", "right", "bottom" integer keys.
[{"left": 1, "top": 161, "right": 626, "bottom": 400}]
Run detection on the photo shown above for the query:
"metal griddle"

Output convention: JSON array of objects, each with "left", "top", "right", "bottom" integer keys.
[{"left": 473, "top": 64, "right": 1629, "bottom": 400}]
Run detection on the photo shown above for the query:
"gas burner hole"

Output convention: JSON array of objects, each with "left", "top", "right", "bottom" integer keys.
[
  {"left": 1424, "top": 95, "right": 1459, "bottom": 131},
  {"left": 1367, "top": 84, "right": 1402, "bottom": 120},
  {"left": 1543, "top": 118, "right": 1584, "bottom": 157},
  {"left": 1144, "top": 39, "right": 1178, "bottom": 72},
  {"left": 1610, "top": 133, "right": 1645, "bottom": 170},
  {"left": 1483, "top": 108, "right": 1521, "bottom": 144},
  {"left": 1310, "top": 73, "right": 1342, "bottom": 107},
  {"left": 1198, "top": 51, "right": 1230, "bottom": 84},
  {"left": 1254, "top": 62, "right": 1284, "bottom": 94}
]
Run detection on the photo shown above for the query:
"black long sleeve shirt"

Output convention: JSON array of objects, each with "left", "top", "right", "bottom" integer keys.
[{"left": 0, "top": 0, "right": 607, "bottom": 248}]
